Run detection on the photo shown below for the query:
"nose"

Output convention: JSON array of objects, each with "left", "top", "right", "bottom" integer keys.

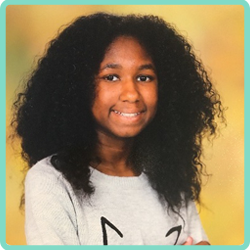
[{"left": 119, "top": 79, "right": 140, "bottom": 103}]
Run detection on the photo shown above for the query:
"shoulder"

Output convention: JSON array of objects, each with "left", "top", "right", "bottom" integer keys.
[
  {"left": 24, "top": 156, "right": 83, "bottom": 245},
  {"left": 26, "top": 156, "right": 58, "bottom": 176},
  {"left": 177, "top": 198, "right": 200, "bottom": 221},
  {"left": 185, "top": 200, "right": 200, "bottom": 218},
  {"left": 25, "top": 156, "right": 72, "bottom": 196}
]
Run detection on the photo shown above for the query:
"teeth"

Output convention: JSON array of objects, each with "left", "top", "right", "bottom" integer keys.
[
  {"left": 121, "top": 113, "right": 140, "bottom": 117},
  {"left": 113, "top": 110, "right": 141, "bottom": 117}
]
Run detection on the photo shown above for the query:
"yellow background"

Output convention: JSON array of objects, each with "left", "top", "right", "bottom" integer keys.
[{"left": 6, "top": 5, "right": 244, "bottom": 245}]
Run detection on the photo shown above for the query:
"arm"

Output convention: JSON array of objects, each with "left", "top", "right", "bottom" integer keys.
[
  {"left": 183, "top": 201, "right": 210, "bottom": 245},
  {"left": 25, "top": 163, "right": 81, "bottom": 245},
  {"left": 183, "top": 236, "right": 210, "bottom": 245}
]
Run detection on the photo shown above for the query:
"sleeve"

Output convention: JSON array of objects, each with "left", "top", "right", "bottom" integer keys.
[
  {"left": 185, "top": 201, "right": 209, "bottom": 244},
  {"left": 24, "top": 164, "right": 81, "bottom": 245}
]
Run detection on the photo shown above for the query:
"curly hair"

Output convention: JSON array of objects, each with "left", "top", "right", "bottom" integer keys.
[{"left": 12, "top": 12, "right": 224, "bottom": 212}]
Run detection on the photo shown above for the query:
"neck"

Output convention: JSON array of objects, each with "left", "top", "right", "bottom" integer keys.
[{"left": 91, "top": 130, "right": 138, "bottom": 176}]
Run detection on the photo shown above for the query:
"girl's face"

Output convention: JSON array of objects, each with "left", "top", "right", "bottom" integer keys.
[{"left": 92, "top": 36, "right": 158, "bottom": 139}]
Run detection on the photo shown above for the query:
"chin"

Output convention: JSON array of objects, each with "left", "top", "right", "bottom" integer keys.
[{"left": 113, "top": 130, "right": 142, "bottom": 138}]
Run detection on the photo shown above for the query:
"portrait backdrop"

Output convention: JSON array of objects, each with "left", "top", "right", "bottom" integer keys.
[{"left": 6, "top": 5, "right": 244, "bottom": 245}]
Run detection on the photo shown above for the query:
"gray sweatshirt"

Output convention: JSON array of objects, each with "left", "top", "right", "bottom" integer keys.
[{"left": 25, "top": 156, "right": 208, "bottom": 245}]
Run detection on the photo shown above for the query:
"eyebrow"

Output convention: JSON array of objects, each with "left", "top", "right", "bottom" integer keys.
[
  {"left": 138, "top": 64, "right": 156, "bottom": 71},
  {"left": 100, "top": 63, "right": 156, "bottom": 72},
  {"left": 100, "top": 63, "right": 122, "bottom": 71}
]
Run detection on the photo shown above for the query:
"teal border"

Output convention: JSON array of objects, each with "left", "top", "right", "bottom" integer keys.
[{"left": 1, "top": 0, "right": 249, "bottom": 249}]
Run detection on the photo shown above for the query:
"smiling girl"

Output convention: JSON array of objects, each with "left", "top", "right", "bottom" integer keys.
[{"left": 12, "top": 13, "right": 224, "bottom": 245}]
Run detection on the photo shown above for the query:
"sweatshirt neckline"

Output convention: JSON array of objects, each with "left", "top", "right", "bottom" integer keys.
[{"left": 89, "top": 166, "right": 148, "bottom": 189}]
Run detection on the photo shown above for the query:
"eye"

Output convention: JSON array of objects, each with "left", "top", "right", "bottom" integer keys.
[
  {"left": 104, "top": 75, "right": 119, "bottom": 82},
  {"left": 136, "top": 75, "right": 154, "bottom": 82}
]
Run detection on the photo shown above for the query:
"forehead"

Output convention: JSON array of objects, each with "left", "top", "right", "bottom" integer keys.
[{"left": 102, "top": 36, "right": 152, "bottom": 62}]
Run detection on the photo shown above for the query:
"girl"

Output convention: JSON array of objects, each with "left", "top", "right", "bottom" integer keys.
[{"left": 12, "top": 13, "right": 224, "bottom": 245}]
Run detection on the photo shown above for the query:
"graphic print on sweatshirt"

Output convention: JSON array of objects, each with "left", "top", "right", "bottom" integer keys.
[{"left": 100, "top": 216, "right": 183, "bottom": 245}]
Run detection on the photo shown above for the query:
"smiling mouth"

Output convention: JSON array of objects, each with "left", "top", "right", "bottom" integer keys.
[{"left": 112, "top": 110, "right": 144, "bottom": 117}]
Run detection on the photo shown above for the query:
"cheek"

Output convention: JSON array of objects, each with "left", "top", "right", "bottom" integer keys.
[
  {"left": 95, "top": 84, "right": 118, "bottom": 103},
  {"left": 92, "top": 91, "right": 105, "bottom": 118},
  {"left": 92, "top": 87, "right": 116, "bottom": 117},
  {"left": 144, "top": 87, "right": 158, "bottom": 111},
  {"left": 94, "top": 87, "right": 108, "bottom": 106}
]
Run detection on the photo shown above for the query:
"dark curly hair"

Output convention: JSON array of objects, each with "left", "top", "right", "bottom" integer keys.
[{"left": 12, "top": 12, "right": 224, "bottom": 212}]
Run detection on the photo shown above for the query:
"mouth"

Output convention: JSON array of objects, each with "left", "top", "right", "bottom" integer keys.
[{"left": 112, "top": 110, "right": 144, "bottom": 117}]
